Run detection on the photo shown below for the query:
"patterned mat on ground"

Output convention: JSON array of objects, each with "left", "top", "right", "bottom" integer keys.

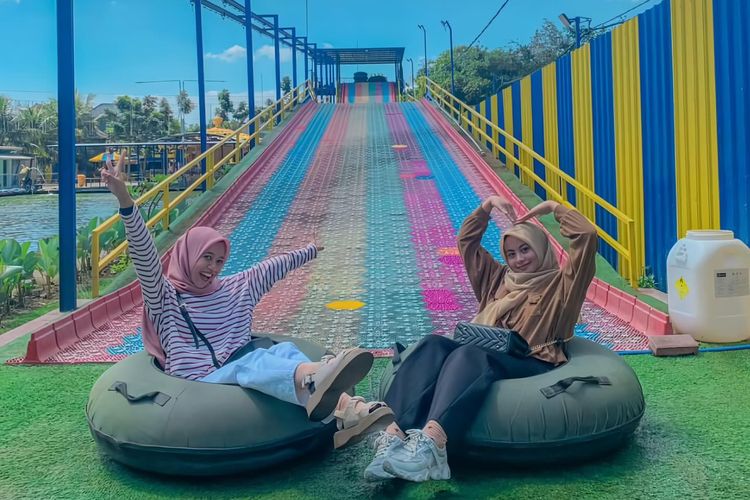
[{"left": 9, "top": 102, "right": 649, "bottom": 364}]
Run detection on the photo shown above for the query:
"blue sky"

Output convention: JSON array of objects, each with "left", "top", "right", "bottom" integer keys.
[{"left": 0, "top": 0, "right": 656, "bottom": 123}]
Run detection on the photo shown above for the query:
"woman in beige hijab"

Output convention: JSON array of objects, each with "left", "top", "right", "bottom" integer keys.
[{"left": 364, "top": 196, "right": 598, "bottom": 483}]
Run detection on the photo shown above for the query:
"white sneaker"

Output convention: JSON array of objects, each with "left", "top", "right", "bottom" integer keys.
[
  {"left": 363, "top": 431, "right": 402, "bottom": 481},
  {"left": 382, "top": 429, "right": 450, "bottom": 482}
]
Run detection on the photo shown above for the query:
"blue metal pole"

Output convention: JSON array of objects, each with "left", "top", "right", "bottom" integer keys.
[
  {"left": 575, "top": 17, "right": 581, "bottom": 48},
  {"left": 310, "top": 44, "right": 317, "bottom": 95},
  {"left": 303, "top": 38, "right": 309, "bottom": 85},
  {"left": 193, "top": 0, "right": 207, "bottom": 189},
  {"left": 272, "top": 15, "right": 281, "bottom": 123},
  {"left": 57, "top": 0, "right": 77, "bottom": 312},
  {"left": 290, "top": 28, "right": 297, "bottom": 89},
  {"left": 244, "top": 0, "right": 255, "bottom": 147},
  {"left": 418, "top": 24, "right": 428, "bottom": 78}
]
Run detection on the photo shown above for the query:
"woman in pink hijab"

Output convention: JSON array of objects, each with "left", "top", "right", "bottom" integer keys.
[{"left": 102, "top": 151, "right": 393, "bottom": 449}]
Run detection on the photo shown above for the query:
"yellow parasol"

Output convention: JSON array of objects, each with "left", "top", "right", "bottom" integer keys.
[{"left": 88, "top": 152, "right": 121, "bottom": 163}]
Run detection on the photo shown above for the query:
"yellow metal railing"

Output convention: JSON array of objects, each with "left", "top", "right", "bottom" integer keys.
[
  {"left": 90, "top": 80, "right": 315, "bottom": 297},
  {"left": 426, "top": 78, "right": 638, "bottom": 284}
]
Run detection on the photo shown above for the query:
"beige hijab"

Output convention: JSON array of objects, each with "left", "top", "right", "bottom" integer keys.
[{"left": 473, "top": 222, "right": 559, "bottom": 326}]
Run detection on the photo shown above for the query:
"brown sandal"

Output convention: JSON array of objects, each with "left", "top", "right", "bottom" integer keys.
[
  {"left": 304, "top": 349, "right": 374, "bottom": 421},
  {"left": 333, "top": 396, "right": 395, "bottom": 449}
]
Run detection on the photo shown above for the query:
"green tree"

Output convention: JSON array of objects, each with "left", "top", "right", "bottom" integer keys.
[
  {"left": 74, "top": 92, "right": 95, "bottom": 140},
  {"left": 425, "top": 20, "right": 572, "bottom": 104},
  {"left": 11, "top": 102, "right": 57, "bottom": 166},
  {"left": 102, "top": 95, "right": 174, "bottom": 142},
  {"left": 159, "top": 98, "right": 181, "bottom": 135},
  {"left": 233, "top": 101, "right": 249, "bottom": 122},
  {"left": 281, "top": 76, "right": 292, "bottom": 94},
  {"left": 0, "top": 96, "right": 12, "bottom": 145},
  {"left": 176, "top": 89, "right": 194, "bottom": 133},
  {"left": 528, "top": 20, "right": 573, "bottom": 66},
  {"left": 216, "top": 89, "right": 234, "bottom": 122}
]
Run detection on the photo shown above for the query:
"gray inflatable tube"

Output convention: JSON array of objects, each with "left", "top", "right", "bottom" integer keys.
[
  {"left": 86, "top": 335, "right": 335, "bottom": 476},
  {"left": 378, "top": 337, "right": 645, "bottom": 465}
]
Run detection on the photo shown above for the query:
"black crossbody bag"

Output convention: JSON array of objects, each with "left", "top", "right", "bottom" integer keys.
[{"left": 453, "top": 322, "right": 570, "bottom": 358}]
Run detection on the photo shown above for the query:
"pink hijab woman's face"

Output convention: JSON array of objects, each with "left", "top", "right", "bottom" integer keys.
[{"left": 190, "top": 241, "right": 227, "bottom": 288}]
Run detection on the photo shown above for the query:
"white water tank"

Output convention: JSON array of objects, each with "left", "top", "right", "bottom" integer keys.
[{"left": 667, "top": 230, "right": 750, "bottom": 342}]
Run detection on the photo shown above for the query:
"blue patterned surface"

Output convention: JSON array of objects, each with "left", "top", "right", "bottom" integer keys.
[
  {"left": 361, "top": 104, "right": 432, "bottom": 348},
  {"left": 106, "top": 329, "right": 144, "bottom": 356},
  {"left": 402, "top": 103, "right": 506, "bottom": 264},
  {"left": 222, "top": 106, "right": 336, "bottom": 275}
]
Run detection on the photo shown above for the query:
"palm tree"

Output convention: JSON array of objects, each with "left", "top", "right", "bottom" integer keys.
[
  {"left": 176, "top": 89, "right": 194, "bottom": 134},
  {"left": 74, "top": 92, "right": 95, "bottom": 140},
  {"left": 0, "top": 95, "right": 13, "bottom": 145},
  {"left": 12, "top": 104, "right": 57, "bottom": 168}
]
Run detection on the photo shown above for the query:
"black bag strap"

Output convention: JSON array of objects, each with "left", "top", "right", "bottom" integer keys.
[
  {"left": 176, "top": 292, "right": 221, "bottom": 369},
  {"left": 540, "top": 376, "right": 612, "bottom": 399},
  {"left": 391, "top": 342, "right": 406, "bottom": 366},
  {"left": 225, "top": 336, "right": 276, "bottom": 365},
  {"left": 109, "top": 381, "right": 171, "bottom": 406}
]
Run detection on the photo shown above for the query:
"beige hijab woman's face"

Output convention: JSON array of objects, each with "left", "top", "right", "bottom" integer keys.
[{"left": 503, "top": 235, "right": 540, "bottom": 273}]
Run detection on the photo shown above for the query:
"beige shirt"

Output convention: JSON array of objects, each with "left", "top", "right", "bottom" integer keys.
[{"left": 457, "top": 204, "right": 598, "bottom": 365}]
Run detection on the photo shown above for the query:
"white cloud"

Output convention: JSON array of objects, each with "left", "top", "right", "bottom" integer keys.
[
  {"left": 254, "top": 44, "right": 292, "bottom": 63},
  {"left": 206, "top": 44, "right": 247, "bottom": 62},
  {"left": 321, "top": 42, "right": 334, "bottom": 49}
]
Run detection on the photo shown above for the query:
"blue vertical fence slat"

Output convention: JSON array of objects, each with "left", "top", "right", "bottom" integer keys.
[
  {"left": 590, "top": 32, "right": 618, "bottom": 268},
  {"left": 639, "top": 0, "right": 677, "bottom": 291},
  {"left": 714, "top": 0, "right": 750, "bottom": 246},
  {"left": 556, "top": 54, "right": 576, "bottom": 204},
  {"left": 530, "top": 70, "right": 546, "bottom": 199},
  {"left": 511, "top": 81, "right": 522, "bottom": 178},
  {"left": 497, "top": 91, "right": 506, "bottom": 163}
]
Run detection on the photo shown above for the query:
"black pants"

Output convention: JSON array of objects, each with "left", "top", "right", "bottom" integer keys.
[{"left": 384, "top": 335, "right": 553, "bottom": 442}]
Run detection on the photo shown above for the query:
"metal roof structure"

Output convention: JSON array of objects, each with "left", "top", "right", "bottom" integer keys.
[
  {"left": 314, "top": 47, "right": 405, "bottom": 65},
  {"left": 198, "top": 0, "right": 314, "bottom": 56}
]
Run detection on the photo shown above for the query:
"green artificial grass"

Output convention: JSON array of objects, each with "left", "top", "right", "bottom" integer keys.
[{"left": 2, "top": 328, "right": 749, "bottom": 499}]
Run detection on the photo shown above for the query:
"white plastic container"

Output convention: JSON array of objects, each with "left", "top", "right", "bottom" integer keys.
[{"left": 667, "top": 230, "right": 750, "bottom": 342}]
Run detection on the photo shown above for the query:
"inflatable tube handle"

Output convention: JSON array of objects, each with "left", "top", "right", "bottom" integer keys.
[
  {"left": 109, "top": 381, "right": 172, "bottom": 406},
  {"left": 540, "top": 376, "right": 612, "bottom": 399},
  {"left": 391, "top": 342, "right": 406, "bottom": 366}
]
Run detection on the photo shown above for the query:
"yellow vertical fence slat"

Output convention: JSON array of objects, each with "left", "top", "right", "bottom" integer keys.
[
  {"left": 477, "top": 100, "right": 486, "bottom": 142},
  {"left": 613, "top": 17, "right": 646, "bottom": 281},
  {"left": 542, "top": 62, "right": 562, "bottom": 198},
  {"left": 502, "top": 87, "right": 515, "bottom": 171},
  {"left": 571, "top": 44, "right": 596, "bottom": 222},
  {"left": 520, "top": 76, "right": 534, "bottom": 189},
  {"left": 671, "top": 0, "right": 720, "bottom": 236}
]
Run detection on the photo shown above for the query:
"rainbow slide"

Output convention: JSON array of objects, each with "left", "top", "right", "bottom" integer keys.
[{"left": 339, "top": 82, "right": 398, "bottom": 103}]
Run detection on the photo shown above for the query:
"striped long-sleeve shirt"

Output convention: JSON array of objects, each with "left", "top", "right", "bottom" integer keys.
[{"left": 122, "top": 208, "right": 318, "bottom": 380}]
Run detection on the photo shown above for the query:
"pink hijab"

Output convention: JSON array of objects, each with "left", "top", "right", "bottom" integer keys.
[{"left": 141, "top": 226, "right": 230, "bottom": 366}]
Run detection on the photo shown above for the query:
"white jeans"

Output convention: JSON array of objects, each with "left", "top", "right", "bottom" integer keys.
[{"left": 199, "top": 341, "right": 310, "bottom": 405}]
